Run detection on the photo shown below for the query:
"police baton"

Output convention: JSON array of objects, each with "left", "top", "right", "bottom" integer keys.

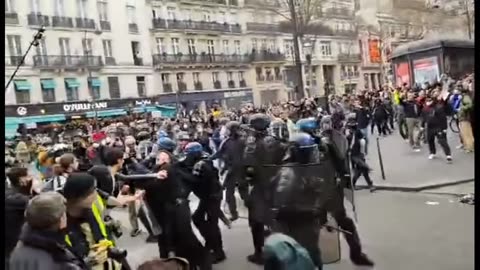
[{"left": 376, "top": 137, "right": 386, "bottom": 180}]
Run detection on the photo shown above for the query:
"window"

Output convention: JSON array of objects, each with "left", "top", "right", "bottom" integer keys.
[
  {"left": 161, "top": 73, "right": 170, "bottom": 83},
  {"left": 193, "top": 72, "right": 200, "bottom": 82},
  {"left": 171, "top": 38, "right": 180, "bottom": 54},
  {"left": 227, "top": 72, "right": 233, "bottom": 81},
  {"left": 234, "top": 40, "right": 241, "bottom": 55},
  {"left": 176, "top": 73, "right": 184, "bottom": 82},
  {"left": 14, "top": 80, "right": 30, "bottom": 104},
  {"left": 319, "top": 41, "right": 332, "bottom": 56},
  {"left": 65, "top": 79, "right": 79, "bottom": 101},
  {"left": 82, "top": 38, "right": 93, "bottom": 55},
  {"left": 36, "top": 38, "right": 47, "bottom": 56},
  {"left": 269, "top": 40, "right": 275, "bottom": 51},
  {"left": 6, "top": 35, "right": 22, "bottom": 56},
  {"left": 77, "top": 0, "right": 88, "bottom": 18},
  {"left": 136, "top": 76, "right": 146, "bottom": 97},
  {"left": 203, "top": 12, "right": 211, "bottom": 22},
  {"left": 41, "top": 84, "right": 56, "bottom": 102},
  {"left": 156, "top": 38, "right": 165, "bottom": 54},
  {"left": 89, "top": 78, "right": 101, "bottom": 100},
  {"left": 59, "top": 38, "right": 71, "bottom": 56},
  {"left": 107, "top": 77, "right": 121, "bottom": 98},
  {"left": 284, "top": 40, "right": 293, "bottom": 57},
  {"left": 54, "top": 0, "right": 65, "bottom": 16},
  {"left": 127, "top": 5, "right": 136, "bottom": 24},
  {"left": 261, "top": 39, "right": 267, "bottom": 50},
  {"left": 252, "top": 39, "right": 258, "bottom": 51},
  {"left": 187, "top": 39, "right": 196, "bottom": 55},
  {"left": 184, "top": 9, "right": 192, "bottom": 21},
  {"left": 6, "top": 0, "right": 14, "bottom": 12},
  {"left": 218, "top": 12, "right": 226, "bottom": 23},
  {"left": 207, "top": 40, "right": 214, "bottom": 54},
  {"left": 167, "top": 7, "right": 176, "bottom": 20},
  {"left": 238, "top": 71, "right": 244, "bottom": 81},
  {"left": 102, "top": 40, "right": 113, "bottom": 57},
  {"left": 98, "top": 0, "right": 108, "bottom": 21},
  {"left": 212, "top": 72, "right": 219, "bottom": 82},
  {"left": 222, "top": 40, "right": 229, "bottom": 55},
  {"left": 31, "top": 0, "right": 40, "bottom": 13}
]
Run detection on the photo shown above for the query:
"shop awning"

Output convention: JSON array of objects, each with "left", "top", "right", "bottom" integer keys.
[
  {"left": 22, "top": 114, "right": 67, "bottom": 124},
  {"left": 65, "top": 78, "right": 80, "bottom": 88},
  {"left": 41, "top": 79, "right": 57, "bottom": 89},
  {"left": 14, "top": 80, "right": 31, "bottom": 91},
  {"left": 89, "top": 78, "right": 101, "bottom": 87},
  {"left": 87, "top": 109, "right": 127, "bottom": 118}
]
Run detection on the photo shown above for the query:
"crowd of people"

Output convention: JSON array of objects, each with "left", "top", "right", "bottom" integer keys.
[{"left": 4, "top": 73, "right": 474, "bottom": 270}]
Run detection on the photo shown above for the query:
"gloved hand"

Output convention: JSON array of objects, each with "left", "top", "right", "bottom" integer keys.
[{"left": 85, "top": 241, "right": 110, "bottom": 266}]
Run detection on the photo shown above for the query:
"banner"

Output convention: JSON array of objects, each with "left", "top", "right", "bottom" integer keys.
[
  {"left": 413, "top": 57, "right": 440, "bottom": 85},
  {"left": 368, "top": 39, "right": 381, "bottom": 64},
  {"left": 395, "top": 62, "right": 411, "bottom": 87}
]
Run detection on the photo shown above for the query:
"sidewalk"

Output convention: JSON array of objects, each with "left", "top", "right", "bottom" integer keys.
[{"left": 357, "top": 130, "right": 474, "bottom": 191}]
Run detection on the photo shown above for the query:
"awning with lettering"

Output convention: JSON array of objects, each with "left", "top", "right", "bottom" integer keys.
[
  {"left": 89, "top": 78, "right": 101, "bottom": 88},
  {"left": 40, "top": 79, "right": 57, "bottom": 89},
  {"left": 87, "top": 109, "right": 127, "bottom": 118},
  {"left": 14, "top": 80, "right": 32, "bottom": 91},
  {"left": 65, "top": 78, "right": 80, "bottom": 88}
]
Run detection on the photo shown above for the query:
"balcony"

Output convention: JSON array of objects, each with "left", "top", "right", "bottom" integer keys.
[
  {"left": 239, "top": 79, "right": 247, "bottom": 87},
  {"left": 27, "top": 13, "right": 50, "bottom": 27},
  {"left": 322, "top": 8, "right": 355, "bottom": 19},
  {"left": 75, "top": 18, "right": 95, "bottom": 29},
  {"left": 163, "top": 83, "right": 173, "bottom": 93},
  {"left": 341, "top": 71, "right": 360, "bottom": 80},
  {"left": 52, "top": 16, "right": 74, "bottom": 28},
  {"left": 6, "top": 56, "right": 22, "bottom": 66},
  {"left": 32, "top": 55, "right": 104, "bottom": 69},
  {"left": 334, "top": 29, "right": 358, "bottom": 37},
  {"left": 152, "top": 53, "right": 250, "bottom": 66},
  {"left": 178, "top": 81, "right": 187, "bottom": 92},
  {"left": 246, "top": 22, "right": 280, "bottom": 33},
  {"left": 100, "top": 20, "right": 111, "bottom": 31},
  {"left": 5, "top": 12, "right": 19, "bottom": 24},
  {"left": 194, "top": 81, "right": 203, "bottom": 90},
  {"left": 152, "top": 18, "right": 241, "bottom": 33},
  {"left": 105, "top": 57, "right": 116, "bottom": 65},
  {"left": 180, "top": 0, "right": 238, "bottom": 6},
  {"left": 133, "top": 57, "right": 143, "bottom": 66},
  {"left": 129, "top": 23, "right": 139, "bottom": 33},
  {"left": 245, "top": 0, "right": 278, "bottom": 6},
  {"left": 214, "top": 81, "right": 222, "bottom": 89},
  {"left": 337, "top": 53, "right": 361, "bottom": 62},
  {"left": 228, "top": 80, "right": 236, "bottom": 88},
  {"left": 250, "top": 51, "right": 286, "bottom": 62}
]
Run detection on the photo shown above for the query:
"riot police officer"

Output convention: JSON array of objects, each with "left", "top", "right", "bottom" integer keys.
[
  {"left": 180, "top": 142, "right": 227, "bottom": 264},
  {"left": 243, "top": 113, "right": 287, "bottom": 265},
  {"left": 268, "top": 119, "right": 290, "bottom": 142},
  {"left": 208, "top": 121, "right": 248, "bottom": 221},
  {"left": 271, "top": 132, "right": 337, "bottom": 270}
]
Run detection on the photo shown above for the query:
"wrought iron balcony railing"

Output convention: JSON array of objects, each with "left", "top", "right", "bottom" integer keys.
[
  {"left": 75, "top": 18, "right": 95, "bottom": 29},
  {"left": 5, "top": 12, "right": 19, "bottom": 24},
  {"left": 52, "top": 16, "right": 74, "bottom": 28},
  {"left": 32, "top": 55, "right": 104, "bottom": 68},
  {"left": 152, "top": 18, "right": 241, "bottom": 33},
  {"left": 152, "top": 53, "right": 250, "bottom": 65},
  {"left": 27, "top": 13, "right": 50, "bottom": 26},
  {"left": 6, "top": 56, "right": 23, "bottom": 66},
  {"left": 337, "top": 53, "right": 361, "bottom": 62},
  {"left": 100, "top": 20, "right": 111, "bottom": 31},
  {"left": 250, "top": 51, "right": 286, "bottom": 62},
  {"left": 246, "top": 22, "right": 280, "bottom": 32}
]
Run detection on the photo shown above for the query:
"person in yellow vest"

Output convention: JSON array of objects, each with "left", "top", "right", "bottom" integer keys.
[{"left": 63, "top": 173, "right": 127, "bottom": 270}]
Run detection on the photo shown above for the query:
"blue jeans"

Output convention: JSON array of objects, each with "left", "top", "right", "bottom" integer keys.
[{"left": 360, "top": 128, "right": 369, "bottom": 155}]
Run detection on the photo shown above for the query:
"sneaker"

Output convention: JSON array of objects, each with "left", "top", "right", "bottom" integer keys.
[
  {"left": 428, "top": 154, "right": 436, "bottom": 160},
  {"left": 351, "top": 253, "right": 375, "bottom": 267},
  {"left": 456, "top": 145, "right": 464, "bottom": 149},
  {"left": 369, "top": 186, "right": 377, "bottom": 193},
  {"left": 130, "top": 229, "right": 142, "bottom": 237},
  {"left": 446, "top": 156, "right": 453, "bottom": 163}
]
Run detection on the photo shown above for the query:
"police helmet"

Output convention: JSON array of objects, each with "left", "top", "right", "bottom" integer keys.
[
  {"left": 269, "top": 119, "right": 289, "bottom": 140},
  {"left": 296, "top": 117, "right": 318, "bottom": 134},
  {"left": 289, "top": 132, "right": 316, "bottom": 149},
  {"left": 345, "top": 113, "right": 357, "bottom": 128},
  {"left": 184, "top": 142, "right": 203, "bottom": 156},
  {"left": 249, "top": 113, "right": 271, "bottom": 131},
  {"left": 157, "top": 137, "right": 177, "bottom": 152}
]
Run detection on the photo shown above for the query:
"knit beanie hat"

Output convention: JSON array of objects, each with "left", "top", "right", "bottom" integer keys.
[{"left": 63, "top": 172, "right": 97, "bottom": 201}]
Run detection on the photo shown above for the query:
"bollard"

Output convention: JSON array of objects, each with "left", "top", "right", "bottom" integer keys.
[{"left": 376, "top": 137, "right": 386, "bottom": 180}]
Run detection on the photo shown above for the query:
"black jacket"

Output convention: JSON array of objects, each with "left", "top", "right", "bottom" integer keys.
[
  {"left": 354, "top": 107, "right": 371, "bottom": 129},
  {"left": 9, "top": 225, "right": 88, "bottom": 270},
  {"left": 400, "top": 99, "right": 421, "bottom": 118},
  {"left": 88, "top": 165, "right": 119, "bottom": 197},
  {"left": 421, "top": 101, "right": 452, "bottom": 131},
  {"left": 5, "top": 188, "right": 32, "bottom": 257},
  {"left": 188, "top": 158, "right": 222, "bottom": 200}
]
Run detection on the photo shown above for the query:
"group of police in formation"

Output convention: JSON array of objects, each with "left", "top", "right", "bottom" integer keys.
[{"left": 116, "top": 112, "right": 376, "bottom": 270}]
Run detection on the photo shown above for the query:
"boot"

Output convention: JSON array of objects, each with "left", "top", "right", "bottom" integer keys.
[
  {"left": 211, "top": 250, "right": 227, "bottom": 264},
  {"left": 351, "top": 252, "right": 375, "bottom": 266},
  {"left": 247, "top": 253, "right": 264, "bottom": 265}
]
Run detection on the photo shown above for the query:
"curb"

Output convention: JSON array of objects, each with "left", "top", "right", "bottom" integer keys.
[{"left": 358, "top": 178, "right": 474, "bottom": 192}]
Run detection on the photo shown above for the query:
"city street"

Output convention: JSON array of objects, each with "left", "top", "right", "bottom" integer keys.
[{"left": 114, "top": 190, "right": 474, "bottom": 270}]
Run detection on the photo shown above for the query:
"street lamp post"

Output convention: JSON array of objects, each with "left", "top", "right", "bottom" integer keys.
[
  {"left": 303, "top": 39, "right": 314, "bottom": 99},
  {"left": 5, "top": 26, "right": 46, "bottom": 92},
  {"left": 84, "top": 29, "right": 102, "bottom": 131}
]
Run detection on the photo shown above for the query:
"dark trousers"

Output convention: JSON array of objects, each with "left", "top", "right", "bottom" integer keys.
[
  {"left": 248, "top": 218, "right": 266, "bottom": 255},
  {"left": 427, "top": 129, "right": 451, "bottom": 156},
  {"left": 372, "top": 119, "right": 390, "bottom": 135},
  {"left": 192, "top": 198, "right": 224, "bottom": 253},
  {"left": 224, "top": 168, "right": 248, "bottom": 217},
  {"left": 352, "top": 166, "right": 373, "bottom": 187}
]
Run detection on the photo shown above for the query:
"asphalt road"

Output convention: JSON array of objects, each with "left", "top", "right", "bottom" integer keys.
[{"left": 114, "top": 191, "right": 474, "bottom": 270}]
